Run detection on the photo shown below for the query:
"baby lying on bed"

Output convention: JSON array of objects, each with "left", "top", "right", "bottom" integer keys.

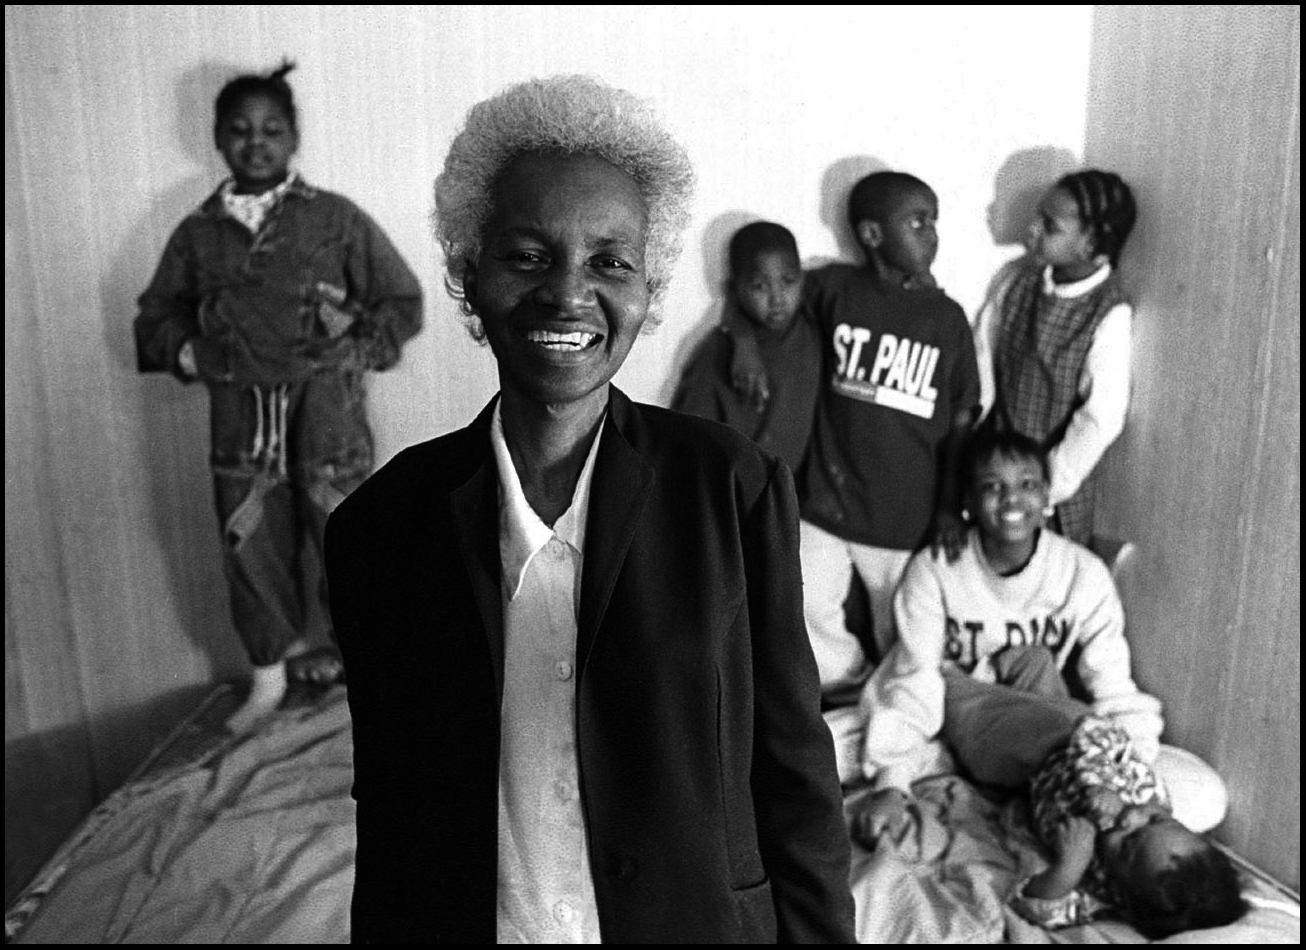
[{"left": 871, "top": 646, "right": 1248, "bottom": 936}]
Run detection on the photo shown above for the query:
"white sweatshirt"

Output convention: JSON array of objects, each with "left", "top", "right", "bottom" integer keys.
[{"left": 862, "top": 528, "right": 1163, "bottom": 791}]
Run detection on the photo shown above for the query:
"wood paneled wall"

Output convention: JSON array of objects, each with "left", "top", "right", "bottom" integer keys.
[{"left": 1086, "top": 6, "right": 1300, "bottom": 887}]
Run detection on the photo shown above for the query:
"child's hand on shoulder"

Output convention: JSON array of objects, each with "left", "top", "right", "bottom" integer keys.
[
  {"left": 929, "top": 508, "right": 967, "bottom": 563},
  {"left": 727, "top": 330, "right": 770, "bottom": 412},
  {"left": 851, "top": 787, "right": 915, "bottom": 848}
]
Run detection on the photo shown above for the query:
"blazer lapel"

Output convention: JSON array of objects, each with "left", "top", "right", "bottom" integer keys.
[
  {"left": 449, "top": 401, "right": 506, "bottom": 700},
  {"left": 577, "top": 391, "right": 655, "bottom": 675}
]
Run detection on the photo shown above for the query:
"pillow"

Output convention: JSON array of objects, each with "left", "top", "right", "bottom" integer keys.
[{"left": 1153, "top": 743, "right": 1228, "bottom": 833}]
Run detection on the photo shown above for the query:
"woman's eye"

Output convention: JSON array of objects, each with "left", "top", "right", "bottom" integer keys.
[
  {"left": 593, "top": 256, "right": 633, "bottom": 271},
  {"left": 503, "top": 250, "right": 546, "bottom": 267}
]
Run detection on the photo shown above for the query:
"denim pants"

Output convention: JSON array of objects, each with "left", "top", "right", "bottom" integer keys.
[{"left": 209, "top": 371, "right": 372, "bottom": 666}]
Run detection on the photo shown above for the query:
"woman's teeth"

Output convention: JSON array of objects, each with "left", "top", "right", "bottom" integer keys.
[{"left": 525, "top": 330, "right": 598, "bottom": 350}]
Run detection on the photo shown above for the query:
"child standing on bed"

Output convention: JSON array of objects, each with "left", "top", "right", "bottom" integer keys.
[
  {"left": 134, "top": 61, "right": 423, "bottom": 732},
  {"left": 672, "top": 221, "right": 819, "bottom": 474},
  {"left": 873, "top": 651, "right": 1247, "bottom": 936},
  {"left": 973, "top": 170, "right": 1136, "bottom": 545},
  {"left": 855, "top": 426, "right": 1163, "bottom": 818}
]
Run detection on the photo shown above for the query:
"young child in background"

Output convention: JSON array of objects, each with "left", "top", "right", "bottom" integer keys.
[
  {"left": 973, "top": 169, "right": 1137, "bottom": 545},
  {"left": 134, "top": 61, "right": 423, "bottom": 731},
  {"left": 855, "top": 426, "right": 1162, "bottom": 831},
  {"left": 730, "top": 172, "right": 979, "bottom": 774},
  {"left": 852, "top": 649, "right": 1246, "bottom": 937},
  {"left": 672, "top": 221, "right": 819, "bottom": 474}
]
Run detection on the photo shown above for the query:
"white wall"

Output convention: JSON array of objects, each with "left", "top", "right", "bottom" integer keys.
[{"left": 4, "top": 2, "right": 1092, "bottom": 896}]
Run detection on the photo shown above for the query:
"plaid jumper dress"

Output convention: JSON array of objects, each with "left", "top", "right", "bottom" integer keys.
[{"left": 994, "top": 267, "right": 1126, "bottom": 545}]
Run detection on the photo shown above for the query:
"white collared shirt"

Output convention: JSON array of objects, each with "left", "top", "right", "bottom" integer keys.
[
  {"left": 490, "top": 403, "right": 604, "bottom": 944},
  {"left": 974, "top": 262, "right": 1132, "bottom": 504}
]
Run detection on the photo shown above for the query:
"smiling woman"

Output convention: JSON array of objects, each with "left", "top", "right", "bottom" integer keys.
[{"left": 324, "top": 74, "right": 856, "bottom": 943}]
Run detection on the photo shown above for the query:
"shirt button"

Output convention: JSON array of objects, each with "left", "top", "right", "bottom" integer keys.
[
  {"left": 554, "top": 779, "right": 574, "bottom": 801},
  {"left": 553, "top": 900, "right": 575, "bottom": 923},
  {"left": 555, "top": 660, "right": 574, "bottom": 681}
]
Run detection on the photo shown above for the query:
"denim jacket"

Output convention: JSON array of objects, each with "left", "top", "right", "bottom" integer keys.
[{"left": 135, "top": 178, "right": 422, "bottom": 487}]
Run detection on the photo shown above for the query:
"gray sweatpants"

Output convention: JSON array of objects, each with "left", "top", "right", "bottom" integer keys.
[{"left": 942, "top": 646, "right": 1090, "bottom": 788}]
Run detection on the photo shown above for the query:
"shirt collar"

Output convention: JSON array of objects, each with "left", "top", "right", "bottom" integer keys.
[
  {"left": 205, "top": 171, "right": 314, "bottom": 218},
  {"left": 1041, "top": 261, "right": 1113, "bottom": 298},
  {"left": 220, "top": 171, "right": 301, "bottom": 231},
  {"left": 490, "top": 402, "right": 605, "bottom": 601}
]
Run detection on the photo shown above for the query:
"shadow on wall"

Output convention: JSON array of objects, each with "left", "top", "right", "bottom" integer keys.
[
  {"left": 986, "top": 145, "right": 1080, "bottom": 248},
  {"left": 98, "top": 62, "right": 261, "bottom": 683},
  {"left": 657, "top": 209, "right": 758, "bottom": 406},
  {"left": 814, "top": 155, "right": 890, "bottom": 268},
  {"left": 977, "top": 145, "right": 1081, "bottom": 313}
]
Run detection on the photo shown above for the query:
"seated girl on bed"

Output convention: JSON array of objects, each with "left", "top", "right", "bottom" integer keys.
[
  {"left": 854, "top": 424, "right": 1163, "bottom": 800},
  {"left": 848, "top": 426, "right": 1244, "bottom": 935}
]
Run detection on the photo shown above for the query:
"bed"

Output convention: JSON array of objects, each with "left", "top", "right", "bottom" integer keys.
[{"left": 5, "top": 684, "right": 1299, "bottom": 944}]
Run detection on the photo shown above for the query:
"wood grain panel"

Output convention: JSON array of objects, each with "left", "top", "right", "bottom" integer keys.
[{"left": 1087, "top": 5, "right": 1300, "bottom": 887}]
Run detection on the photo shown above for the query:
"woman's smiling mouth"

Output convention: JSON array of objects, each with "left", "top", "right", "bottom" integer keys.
[{"left": 523, "top": 329, "right": 601, "bottom": 351}]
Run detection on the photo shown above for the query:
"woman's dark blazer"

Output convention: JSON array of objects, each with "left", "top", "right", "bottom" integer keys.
[{"left": 326, "top": 386, "right": 855, "bottom": 944}]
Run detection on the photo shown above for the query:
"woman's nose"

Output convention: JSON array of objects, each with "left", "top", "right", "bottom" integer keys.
[{"left": 536, "top": 266, "right": 594, "bottom": 312}]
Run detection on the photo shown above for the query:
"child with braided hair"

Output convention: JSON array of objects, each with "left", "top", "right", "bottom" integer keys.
[
  {"left": 135, "top": 61, "right": 423, "bottom": 731},
  {"left": 973, "top": 170, "right": 1137, "bottom": 545}
]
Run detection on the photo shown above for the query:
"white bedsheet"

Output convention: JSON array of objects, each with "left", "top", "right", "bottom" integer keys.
[{"left": 8, "top": 686, "right": 1298, "bottom": 944}]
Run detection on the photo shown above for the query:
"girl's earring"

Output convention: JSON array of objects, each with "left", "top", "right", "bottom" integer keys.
[
  {"left": 960, "top": 509, "right": 970, "bottom": 523},
  {"left": 1042, "top": 504, "right": 1055, "bottom": 518}
]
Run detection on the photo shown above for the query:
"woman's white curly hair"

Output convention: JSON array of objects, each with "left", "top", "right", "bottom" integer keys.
[{"left": 433, "top": 75, "right": 695, "bottom": 339}]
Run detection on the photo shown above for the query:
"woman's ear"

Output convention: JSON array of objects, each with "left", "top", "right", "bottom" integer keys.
[{"left": 461, "top": 261, "right": 478, "bottom": 309}]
